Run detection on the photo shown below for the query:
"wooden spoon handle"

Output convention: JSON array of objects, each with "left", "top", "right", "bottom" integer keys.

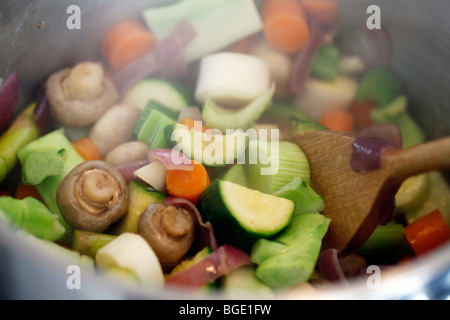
[{"left": 383, "top": 137, "right": 450, "bottom": 181}]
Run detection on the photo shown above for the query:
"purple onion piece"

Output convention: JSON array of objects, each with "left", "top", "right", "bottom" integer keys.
[
  {"left": 147, "top": 149, "right": 193, "bottom": 171},
  {"left": 289, "top": 20, "right": 328, "bottom": 94},
  {"left": 0, "top": 72, "right": 19, "bottom": 133},
  {"left": 350, "top": 136, "right": 396, "bottom": 173},
  {"left": 318, "top": 248, "right": 349, "bottom": 284},
  {"left": 360, "top": 123, "right": 403, "bottom": 150},
  {"left": 379, "top": 197, "right": 396, "bottom": 226},
  {"left": 164, "top": 197, "right": 218, "bottom": 252},
  {"left": 115, "top": 160, "right": 149, "bottom": 184},
  {"left": 33, "top": 84, "right": 53, "bottom": 136}
]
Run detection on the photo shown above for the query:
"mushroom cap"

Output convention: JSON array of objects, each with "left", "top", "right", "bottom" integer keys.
[
  {"left": 138, "top": 203, "right": 195, "bottom": 264},
  {"left": 56, "top": 161, "right": 129, "bottom": 233},
  {"left": 47, "top": 68, "right": 119, "bottom": 128}
]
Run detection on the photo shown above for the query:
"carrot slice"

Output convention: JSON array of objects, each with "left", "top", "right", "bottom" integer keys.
[
  {"left": 181, "top": 118, "right": 208, "bottom": 132},
  {"left": 15, "top": 182, "right": 43, "bottom": 202},
  {"left": 72, "top": 137, "right": 103, "bottom": 161},
  {"left": 300, "top": 0, "right": 339, "bottom": 25},
  {"left": 166, "top": 161, "right": 210, "bottom": 205},
  {"left": 263, "top": 0, "right": 306, "bottom": 21},
  {"left": 101, "top": 20, "right": 155, "bottom": 71},
  {"left": 403, "top": 209, "right": 450, "bottom": 256},
  {"left": 264, "top": 14, "right": 310, "bottom": 53},
  {"left": 320, "top": 110, "right": 355, "bottom": 132}
]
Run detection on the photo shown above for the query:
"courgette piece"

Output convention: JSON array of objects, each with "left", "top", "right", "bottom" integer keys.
[
  {"left": 220, "top": 164, "right": 248, "bottom": 187},
  {"left": 135, "top": 108, "right": 177, "bottom": 149},
  {"left": 122, "top": 79, "right": 189, "bottom": 112},
  {"left": 355, "top": 68, "right": 402, "bottom": 107},
  {"left": 395, "top": 174, "right": 431, "bottom": 213},
  {"left": 111, "top": 181, "right": 165, "bottom": 234},
  {"left": 198, "top": 180, "right": 295, "bottom": 251},
  {"left": 168, "top": 247, "right": 212, "bottom": 277}
]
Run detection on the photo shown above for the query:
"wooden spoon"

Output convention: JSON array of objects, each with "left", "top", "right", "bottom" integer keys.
[{"left": 290, "top": 131, "right": 450, "bottom": 257}]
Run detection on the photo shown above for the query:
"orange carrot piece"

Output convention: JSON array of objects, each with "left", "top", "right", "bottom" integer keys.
[
  {"left": 181, "top": 118, "right": 208, "bottom": 132},
  {"left": 263, "top": 0, "right": 310, "bottom": 53},
  {"left": 320, "top": 110, "right": 355, "bottom": 132},
  {"left": 15, "top": 182, "right": 43, "bottom": 202},
  {"left": 300, "top": 0, "right": 339, "bottom": 25},
  {"left": 166, "top": 161, "right": 211, "bottom": 205},
  {"left": 101, "top": 20, "right": 155, "bottom": 71},
  {"left": 403, "top": 209, "right": 450, "bottom": 256},
  {"left": 72, "top": 137, "right": 103, "bottom": 161},
  {"left": 349, "top": 100, "right": 377, "bottom": 130}
]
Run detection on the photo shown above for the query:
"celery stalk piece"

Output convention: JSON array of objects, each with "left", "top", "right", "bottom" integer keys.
[
  {"left": 311, "top": 44, "right": 340, "bottom": 82},
  {"left": 142, "top": 0, "right": 263, "bottom": 63},
  {"left": 17, "top": 129, "right": 85, "bottom": 236},
  {"left": 72, "top": 230, "right": 117, "bottom": 259},
  {"left": 0, "top": 104, "right": 40, "bottom": 183}
]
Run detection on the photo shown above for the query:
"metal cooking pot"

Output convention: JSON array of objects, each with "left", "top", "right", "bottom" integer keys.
[{"left": 0, "top": 0, "right": 449, "bottom": 300}]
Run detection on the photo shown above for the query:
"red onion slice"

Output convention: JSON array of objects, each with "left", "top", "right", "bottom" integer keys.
[
  {"left": 147, "top": 149, "right": 194, "bottom": 171},
  {"left": 165, "top": 244, "right": 251, "bottom": 288},
  {"left": 350, "top": 136, "right": 396, "bottom": 173},
  {"left": 0, "top": 72, "right": 19, "bottom": 133},
  {"left": 318, "top": 248, "right": 349, "bottom": 284},
  {"left": 164, "top": 197, "right": 218, "bottom": 252},
  {"left": 33, "top": 84, "right": 53, "bottom": 136},
  {"left": 115, "top": 160, "right": 149, "bottom": 184}
]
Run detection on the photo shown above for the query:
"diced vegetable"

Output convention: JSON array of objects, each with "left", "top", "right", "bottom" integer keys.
[
  {"left": 198, "top": 180, "right": 295, "bottom": 250},
  {"left": 358, "top": 222, "right": 410, "bottom": 264},
  {"left": 319, "top": 110, "right": 355, "bottom": 132},
  {"left": 0, "top": 196, "right": 65, "bottom": 241},
  {"left": 122, "top": 79, "right": 189, "bottom": 112},
  {"left": 251, "top": 213, "right": 331, "bottom": 289},
  {"left": 349, "top": 100, "right": 377, "bottom": 130},
  {"left": 220, "top": 164, "right": 248, "bottom": 188},
  {"left": 0, "top": 73, "right": 19, "bottom": 134},
  {"left": 168, "top": 246, "right": 212, "bottom": 277},
  {"left": 221, "top": 265, "right": 275, "bottom": 300},
  {"left": 273, "top": 177, "right": 325, "bottom": 215},
  {"left": 15, "top": 182, "right": 43, "bottom": 202},
  {"left": 102, "top": 20, "right": 156, "bottom": 71},
  {"left": 134, "top": 161, "right": 169, "bottom": 193},
  {"left": 245, "top": 140, "right": 310, "bottom": 194},
  {"left": 22, "top": 151, "right": 65, "bottom": 186},
  {"left": 135, "top": 107, "right": 176, "bottom": 150},
  {"left": 165, "top": 244, "right": 251, "bottom": 288},
  {"left": 72, "top": 137, "right": 103, "bottom": 161},
  {"left": 112, "top": 181, "right": 165, "bottom": 235},
  {"left": 0, "top": 104, "right": 40, "bottom": 183},
  {"left": 262, "top": 0, "right": 310, "bottom": 53},
  {"left": 96, "top": 233, "right": 165, "bottom": 286},
  {"left": 17, "top": 129, "right": 85, "bottom": 236},
  {"left": 263, "top": 100, "right": 314, "bottom": 123},
  {"left": 166, "top": 161, "right": 210, "bottom": 204},
  {"left": 403, "top": 209, "right": 450, "bottom": 256},
  {"left": 355, "top": 68, "right": 402, "bottom": 107},
  {"left": 195, "top": 53, "right": 271, "bottom": 108},
  {"left": 72, "top": 230, "right": 117, "bottom": 259},
  {"left": 396, "top": 174, "right": 431, "bottom": 213},
  {"left": 170, "top": 123, "right": 249, "bottom": 167},
  {"left": 142, "top": 0, "right": 263, "bottom": 63},
  {"left": 311, "top": 44, "right": 340, "bottom": 82},
  {"left": 202, "top": 84, "right": 275, "bottom": 133},
  {"left": 293, "top": 76, "right": 358, "bottom": 121}
]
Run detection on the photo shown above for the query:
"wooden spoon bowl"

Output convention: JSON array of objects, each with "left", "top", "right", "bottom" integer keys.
[{"left": 290, "top": 131, "right": 450, "bottom": 256}]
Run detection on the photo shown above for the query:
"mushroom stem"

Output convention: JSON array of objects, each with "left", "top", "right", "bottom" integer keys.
[
  {"left": 81, "top": 170, "right": 115, "bottom": 205},
  {"left": 65, "top": 62, "right": 105, "bottom": 101},
  {"left": 161, "top": 206, "right": 192, "bottom": 238}
]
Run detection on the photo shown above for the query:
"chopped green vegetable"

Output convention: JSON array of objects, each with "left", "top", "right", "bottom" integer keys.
[
  {"left": 262, "top": 100, "right": 314, "bottom": 123},
  {"left": 202, "top": 84, "right": 275, "bottom": 133},
  {"left": 198, "top": 180, "right": 295, "bottom": 251},
  {"left": 122, "top": 79, "right": 189, "bottom": 112},
  {"left": 245, "top": 140, "right": 310, "bottom": 194},
  {"left": 290, "top": 120, "right": 328, "bottom": 135},
  {"left": 169, "top": 247, "right": 212, "bottom": 277},
  {"left": 355, "top": 68, "right": 402, "bottom": 107},
  {"left": 251, "top": 213, "right": 330, "bottom": 289},
  {"left": 394, "top": 112, "right": 426, "bottom": 148},
  {"left": 273, "top": 177, "right": 325, "bottom": 215},
  {"left": 135, "top": 108, "right": 177, "bottom": 149},
  {"left": 142, "top": 0, "right": 263, "bottom": 62},
  {"left": 17, "top": 129, "right": 85, "bottom": 239},
  {"left": 0, "top": 196, "right": 65, "bottom": 241},
  {"left": 311, "top": 44, "right": 340, "bottom": 82},
  {"left": 396, "top": 174, "right": 431, "bottom": 213},
  {"left": 72, "top": 230, "right": 117, "bottom": 259},
  {"left": 220, "top": 164, "right": 248, "bottom": 187},
  {"left": 0, "top": 104, "right": 40, "bottom": 183},
  {"left": 221, "top": 266, "right": 275, "bottom": 300},
  {"left": 22, "top": 151, "right": 65, "bottom": 186},
  {"left": 171, "top": 123, "right": 249, "bottom": 167},
  {"left": 111, "top": 181, "right": 165, "bottom": 235}
]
